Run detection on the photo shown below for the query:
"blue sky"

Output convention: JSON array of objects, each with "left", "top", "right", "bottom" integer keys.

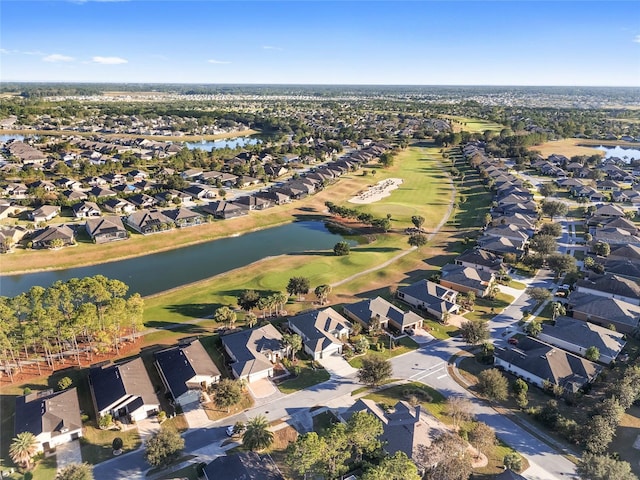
[{"left": 1, "top": 1, "right": 639, "bottom": 86}]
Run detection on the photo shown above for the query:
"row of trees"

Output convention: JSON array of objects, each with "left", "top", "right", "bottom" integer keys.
[
  {"left": 325, "top": 202, "right": 391, "bottom": 232},
  {"left": 0, "top": 275, "right": 143, "bottom": 381}
]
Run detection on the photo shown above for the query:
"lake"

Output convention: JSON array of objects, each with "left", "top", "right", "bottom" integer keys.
[
  {"left": 593, "top": 145, "right": 640, "bottom": 163},
  {"left": 0, "top": 221, "right": 353, "bottom": 298},
  {"left": 183, "top": 136, "right": 260, "bottom": 151},
  {"left": 0, "top": 134, "right": 26, "bottom": 143}
]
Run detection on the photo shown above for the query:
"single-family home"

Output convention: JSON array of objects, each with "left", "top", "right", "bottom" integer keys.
[
  {"left": 102, "top": 198, "right": 136, "bottom": 215},
  {"left": 126, "top": 209, "right": 173, "bottom": 234},
  {"left": 0, "top": 225, "right": 27, "bottom": 253},
  {"left": 31, "top": 225, "right": 75, "bottom": 249},
  {"left": 128, "top": 193, "right": 157, "bottom": 209},
  {"left": 201, "top": 200, "right": 247, "bottom": 220},
  {"left": 163, "top": 207, "right": 204, "bottom": 228},
  {"left": 575, "top": 273, "right": 640, "bottom": 306},
  {"left": 72, "top": 201, "right": 101, "bottom": 219},
  {"left": 396, "top": 280, "right": 459, "bottom": 321},
  {"left": 340, "top": 399, "right": 428, "bottom": 460},
  {"left": 233, "top": 195, "right": 273, "bottom": 211},
  {"left": 29, "top": 205, "right": 60, "bottom": 223},
  {"left": 603, "top": 258, "right": 640, "bottom": 281},
  {"left": 154, "top": 339, "right": 221, "bottom": 407},
  {"left": 494, "top": 337, "right": 601, "bottom": 393},
  {"left": 221, "top": 324, "right": 286, "bottom": 383},
  {"left": 288, "top": 307, "right": 351, "bottom": 360},
  {"left": 538, "top": 316, "right": 626, "bottom": 365},
  {"left": 88, "top": 358, "right": 160, "bottom": 422},
  {"left": 14, "top": 388, "right": 82, "bottom": 452},
  {"left": 343, "top": 296, "right": 423, "bottom": 333},
  {"left": 567, "top": 291, "right": 640, "bottom": 334},
  {"left": 440, "top": 263, "right": 496, "bottom": 298},
  {"left": 203, "top": 452, "right": 284, "bottom": 480},
  {"left": 88, "top": 186, "right": 118, "bottom": 199},
  {"left": 85, "top": 216, "right": 128, "bottom": 244},
  {"left": 454, "top": 248, "right": 503, "bottom": 273}
]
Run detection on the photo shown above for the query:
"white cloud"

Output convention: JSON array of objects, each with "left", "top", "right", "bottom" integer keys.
[
  {"left": 92, "top": 56, "right": 128, "bottom": 65},
  {"left": 207, "top": 59, "right": 231, "bottom": 64},
  {"left": 43, "top": 54, "right": 74, "bottom": 63},
  {"left": 262, "top": 45, "right": 283, "bottom": 51},
  {"left": 634, "top": 35, "right": 640, "bottom": 43},
  {"left": 0, "top": 48, "right": 9, "bottom": 55}
]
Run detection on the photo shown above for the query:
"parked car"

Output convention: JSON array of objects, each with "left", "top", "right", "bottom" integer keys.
[{"left": 507, "top": 337, "right": 519, "bottom": 345}]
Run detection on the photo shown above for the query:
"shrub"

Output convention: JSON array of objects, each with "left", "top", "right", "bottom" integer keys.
[
  {"left": 57, "top": 376, "right": 72, "bottom": 391},
  {"left": 98, "top": 414, "right": 113, "bottom": 430}
]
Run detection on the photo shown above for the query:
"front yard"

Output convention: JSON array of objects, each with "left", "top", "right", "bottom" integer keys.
[
  {"left": 277, "top": 359, "right": 330, "bottom": 394},
  {"left": 347, "top": 334, "right": 418, "bottom": 368},
  {"left": 80, "top": 423, "right": 141, "bottom": 465},
  {"left": 462, "top": 292, "right": 515, "bottom": 322}
]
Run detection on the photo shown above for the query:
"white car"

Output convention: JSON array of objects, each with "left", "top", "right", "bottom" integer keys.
[{"left": 226, "top": 426, "right": 236, "bottom": 437}]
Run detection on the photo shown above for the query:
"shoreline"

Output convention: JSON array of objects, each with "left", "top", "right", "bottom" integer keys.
[{"left": 0, "top": 128, "right": 259, "bottom": 142}]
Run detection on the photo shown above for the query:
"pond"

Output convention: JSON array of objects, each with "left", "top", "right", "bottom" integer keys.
[
  {"left": 0, "top": 134, "right": 26, "bottom": 143},
  {"left": 0, "top": 221, "right": 354, "bottom": 298},
  {"left": 593, "top": 145, "right": 640, "bottom": 163},
  {"left": 183, "top": 136, "right": 260, "bottom": 151}
]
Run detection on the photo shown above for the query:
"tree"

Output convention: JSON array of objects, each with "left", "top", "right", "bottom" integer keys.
[
  {"left": 529, "top": 235, "right": 558, "bottom": 255},
  {"left": 408, "top": 234, "right": 428, "bottom": 248},
  {"left": 287, "top": 276, "right": 310, "bottom": 300},
  {"left": 285, "top": 432, "right": 326, "bottom": 479},
  {"left": 321, "top": 422, "right": 350, "bottom": 478},
  {"left": 538, "top": 183, "right": 557, "bottom": 198},
  {"left": 214, "top": 378, "right": 242, "bottom": 412},
  {"left": 593, "top": 242, "right": 610, "bottom": 257},
  {"left": 314, "top": 284, "right": 331, "bottom": 305},
  {"left": 55, "top": 463, "right": 94, "bottom": 480},
  {"left": 585, "top": 346, "right": 600, "bottom": 362},
  {"left": 552, "top": 301, "right": 566, "bottom": 321},
  {"left": 355, "top": 336, "right": 370, "bottom": 353},
  {"left": 98, "top": 413, "right": 113, "bottom": 430},
  {"left": 242, "top": 415, "right": 273, "bottom": 451},
  {"left": 144, "top": 427, "right": 185, "bottom": 467},
  {"left": 577, "top": 453, "right": 638, "bottom": 480},
  {"left": 503, "top": 453, "right": 523, "bottom": 472},
  {"left": 282, "top": 333, "right": 302, "bottom": 360},
  {"left": 541, "top": 200, "right": 568, "bottom": 220},
  {"left": 483, "top": 213, "right": 492, "bottom": 226},
  {"left": 419, "top": 432, "right": 472, "bottom": 480},
  {"left": 524, "top": 319, "right": 542, "bottom": 337},
  {"left": 362, "top": 451, "right": 420, "bottom": 480},
  {"left": 539, "top": 222, "right": 562, "bottom": 237},
  {"left": 213, "top": 306, "right": 236, "bottom": 328},
  {"left": 112, "top": 437, "right": 123, "bottom": 454},
  {"left": 245, "top": 312, "right": 257, "bottom": 328},
  {"left": 236, "top": 290, "right": 260, "bottom": 312},
  {"left": 460, "top": 319, "right": 489, "bottom": 345},
  {"left": 357, "top": 355, "right": 392, "bottom": 387},
  {"left": 346, "top": 411, "right": 383, "bottom": 462},
  {"left": 445, "top": 396, "right": 473, "bottom": 429},
  {"left": 476, "top": 368, "right": 509, "bottom": 401},
  {"left": 9, "top": 432, "right": 38, "bottom": 469},
  {"left": 333, "top": 241, "right": 350, "bottom": 256},
  {"left": 583, "top": 415, "right": 617, "bottom": 454},
  {"left": 57, "top": 376, "right": 72, "bottom": 390},
  {"left": 526, "top": 286, "right": 552, "bottom": 304},
  {"left": 460, "top": 291, "right": 476, "bottom": 310},
  {"left": 512, "top": 378, "right": 529, "bottom": 408},
  {"left": 468, "top": 422, "right": 496, "bottom": 458},
  {"left": 411, "top": 215, "right": 425, "bottom": 230},
  {"left": 546, "top": 253, "right": 577, "bottom": 279}
]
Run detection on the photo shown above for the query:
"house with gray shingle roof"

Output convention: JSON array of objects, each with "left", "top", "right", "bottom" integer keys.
[
  {"left": 576, "top": 273, "right": 640, "bottom": 305},
  {"left": 31, "top": 225, "right": 75, "bottom": 249},
  {"left": 203, "top": 452, "right": 284, "bottom": 480},
  {"left": 343, "top": 296, "right": 423, "bottom": 334},
  {"left": 85, "top": 216, "right": 128, "bottom": 244},
  {"left": 538, "top": 317, "right": 626, "bottom": 365},
  {"left": 14, "top": 388, "right": 82, "bottom": 452},
  {"left": 288, "top": 307, "right": 351, "bottom": 360},
  {"left": 126, "top": 209, "right": 173, "bottom": 234},
  {"left": 455, "top": 248, "right": 503, "bottom": 273},
  {"left": 221, "top": 324, "right": 286, "bottom": 383},
  {"left": 495, "top": 337, "right": 601, "bottom": 392},
  {"left": 396, "top": 280, "right": 459, "bottom": 322},
  {"left": 440, "top": 263, "right": 495, "bottom": 298},
  {"left": 567, "top": 291, "right": 640, "bottom": 334}
]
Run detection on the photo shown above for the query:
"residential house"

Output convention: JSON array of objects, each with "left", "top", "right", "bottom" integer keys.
[
  {"left": 128, "top": 193, "right": 157, "bottom": 209},
  {"left": 154, "top": 339, "right": 221, "bottom": 407},
  {"left": 440, "top": 263, "right": 495, "bottom": 298},
  {"left": 183, "top": 185, "right": 217, "bottom": 200},
  {"left": 255, "top": 190, "right": 291, "bottom": 205},
  {"left": 233, "top": 195, "right": 272, "bottom": 211},
  {"left": 31, "top": 225, "right": 75, "bottom": 249},
  {"left": 567, "top": 291, "right": 640, "bottom": 334},
  {"left": 494, "top": 337, "right": 601, "bottom": 393},
  {"left": 85, "top": 216, "right": 128, "bottom": 244},
  {"left": 126, "top": 209, "right": 173, "bottom": 235},
  {"left": 603, "top": 258, "right": 640, "bottom": 281},
  {"left": 88, "top": 186, "right": 117, "bottom": 199},
  {"left": 27, "top": 180, "right": 56, "bottom": 192},
  {"left": 103, "top": 198, "right": 136, "bottom": 215},
  {"left": 343, "top": 296, "right": 423, "bottom": 333},
  {"left": 72, "top": 201, "right": 101, "bottom": 219},
  {"left": 454, "top": 248, "right": 503, "bottom": 273},
  {"left": 61, "top": 190, "right": 88, "bottom": 203},
  {"left": 288, "top": 307, "right": 351, "bottom": 360},
  {"left": 29, "top": 205, "right": 61, "bottom": 223},
  {"left": 340, "top": 399, "right": 428, "bottom": 460},
  {"left": 592, "top": 204, "right": 625, "bottom": 219},
  {"left": 203, "top": 452, "right": 284, "bottom": 480},
  {"left": 4, "top": 182, "right": 29, "bottom": 198},
  {"left": 88, "top": 358, "right": 160, "bottom": 422},
  {"left": 163, "top": 207, "right": 204, "bottom": 228},
  {"left": 201, "top": 200, "right": 247, "bottom": 220},
  {"left": 483, "top": 224, "right": 530, "bottom": 248},
  {"left": 0, "top": 225, "right": 27, "bottom": 253},
  {"left": 494, "top": 469, "right": 528, "bottom": 480},
  {"left": 538, "top": 316, "right": 626, "bottom": 365},
  {"left": 609, "top": 244, "right": 640, "bottom": 262},
  {"left": 14, "top": 388, "right": 82, "bottom": 452},
  {"left": 477, "top": 236, "right": 523, "bottom": 257},
  {"left": 592, "top": 226, "right": 640, "bottom": 247},
  {"left": 221, "top": 324, "right": 286, "bottom": 382},
  {"left": 396, "top": 280, "right": 459, "bottom": 321},
  {"left": 575, "top": 273, "right": 640, "bottom": 306}
]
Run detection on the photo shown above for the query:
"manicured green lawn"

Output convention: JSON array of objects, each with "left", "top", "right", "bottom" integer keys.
[
  {"left": 507, "top": 280, "right": 527, "bottom": 290},
  {"left": 364, "top": 382, "right": 448, "bottom": 422},
  {"left": 80, "top": 423, "right": 141, "bottom": 465},
  {"left": 156, "top": 463, "right": 200, "bottom": 480},
  {"left": 277, "top": 360, "right": 330, "bottom": 394},
  {"left": 463, "top": 293, "right": 515, "bottom": 322},
  {"left": 348, "top": 336, "right": 418, "bottom": 368}
]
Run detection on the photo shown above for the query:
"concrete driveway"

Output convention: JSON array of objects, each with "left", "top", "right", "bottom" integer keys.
[
  {"left": 247, "top": 378, "right": 278, "bottom": 399},
  {"left": 56, "top": 440, "right": 82, "bottom": 471},
  {"left": 183, "top": 402, "right": 210, "bottom": 429},
  {"left": 318, "top": 353, "right": 357, "bottom": 378}
]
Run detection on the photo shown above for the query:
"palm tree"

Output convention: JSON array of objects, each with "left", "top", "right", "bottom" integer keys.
[
  {"left": 242, "top": 415, "right": 274, "bottom": 451},
  {"left": 10, "top": 432, "right": 39, "bottom": 469},
  {"left": 314, "top": 284, "right": 331, "bottom": 305}
]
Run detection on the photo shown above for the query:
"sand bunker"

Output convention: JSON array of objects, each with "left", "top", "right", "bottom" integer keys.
[{"left": 349, "top": 178, "right": 403, "bottom": 204}]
